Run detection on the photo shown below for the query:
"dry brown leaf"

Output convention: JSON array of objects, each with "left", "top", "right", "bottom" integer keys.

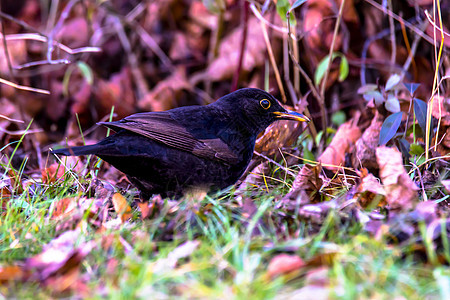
[
  {"left": 236, "top": 163, "right": 267, "bottom": 195},
  {"left": 139, "top": 69, "right": 191, "bottom": 112},
  {"left": 41, "top": 163, "right": 65, "bottom": 184},
  {"left": 196, "top": 17, "right": 266, "bottom": 83},
  {"left": 442, "top": 127, "right": 450, "bottom": 149},
  {"left": 255, "top": 107, "right": 308, "bottom": 156},
  {"left": 376, "top": 146, "right": 419, "bottom": 210},
  {"left": 26, "top": 229, "right": 95, "bottom": 290},
  {"left": 303, "top": 0, "right": 357, "bottom": 61},
  {"left": 169, "top": 32, "right": 195, "bottom": 62},
  {"left": 0, "top": 265, "right": 26, "bottom": 283},
  {"left": 289, "top": 164, "right": 324, "bottom": 203},
  {"left": 51, "top": 197, "right": 104, "bottom": 232},
  {"left": 0, "top": 39, "right": 26, "bottom": 73},
  {"left": 56, "top": 17, "right": 89, "bottom": 48},
  {"left": 442, "top": 179, "right": 450, "bottom": 193},
  {"left": 305, "top": 252, "right": 338, "bottom": 268},
  {"left": 431, "top": 96, "right": 450, "bottom": 118},
  {"left": 318, "top": 120, "right": 361, "bottom": 171},
  {"left": 92, "top": 67, "right": 136, "bottom": 121},
  {"left": 138, "top": 202, "right": 152, "bottom": 219},
  {"left": 267, "top": 254, "right": 305, "bottom": 279},
  {"left": 0, "top": 99, "right": 23, "bottom": 140},
  {"left": 353, "top": 111, "right": 383, "bottom": 171},
  {"left": 355, "top": 168, "right": 386, "bottom": 208},
  {"left": 112, "top": 193, "right": 133, "bottom": 222},
  {"left": 51, "top": 197, "right": 77, "bottom": 219}
]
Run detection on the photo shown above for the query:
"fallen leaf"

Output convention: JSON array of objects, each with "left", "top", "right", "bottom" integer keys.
[
  {"left": 353, "top": 111, "right": 383, "bottom": 171},
  {"left": 376, "top": 146, "right": 419, "bottom": 210},
  {"left": 93, "top": 67, "right": 136, "bottom": 119},
  {"left": 41, "top": 163, "right": 65, "bottom": 184},
  {"left": 112, "top": 193, "right": 133, "bottom": 223},
  {"left": 56, "top": 17, "right": 89, "bottom": 48},
  {"left": 138, "top": 201, "right": 152, "bottom": 220},
  {"left": 139, "top": 68, "right": 191, "bottom": 112},
  {"left": 255, "top": 107, "right": 308, "bottom": 157},
  {"left": 0, "top": 265, "right": 26, "bottom": 283},
  {"left": 287, "top": 164, "right": 324, "bottom": 203},
  {"left": 431, "top": 96, "right": 450, "bottom": 118},
  {"left": 194, "top": 17, "right": 267, "bottom": 83},
  {"left": 442, "top": 179, "right": 450, "bottom": 193},
  {"left": 26, "top": 229, "right": 95, "bottom": 294},
  {"left": 51, "top": 197, "right": 77, "bottom": 219},
  {"left": 0, "top": 39, "right": 26, "bottom": 73},
  {"left": 355, "top": 168, "right": 386, "bottom": 208},
  {"left": 267, "top": 254, "right": 305, "bottom": 279},
  {"left": 318, "top": 120, "right": 361, "bottom": 171}
]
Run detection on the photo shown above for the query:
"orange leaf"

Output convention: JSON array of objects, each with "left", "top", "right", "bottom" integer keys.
[
  {"left": 376, "top": 146, "right": 419, "bottom": 210},
  {"left": 112, "top": 193, "right": 132, "bottom": 222},
  {"left": 42, "top": 163, "right": 65, "bottom": 184},
  {"left": 318, "top": 120, "right": 361, "bottom": 170}
]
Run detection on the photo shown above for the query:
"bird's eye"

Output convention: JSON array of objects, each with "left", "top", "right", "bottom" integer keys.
[{"left": 260, "top": 99, "right": 271, "bottom": 109}]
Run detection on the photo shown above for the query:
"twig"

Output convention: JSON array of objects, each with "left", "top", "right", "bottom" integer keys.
[
  {"left": 260, "top": 16, "right": 287, "bottom": 103},
  {"left": 231, "top": 1, "right": 249, "bottom": 92},
  {"left": 424, "top": 10, "right": 450, "bottom": 39},
  {"left": 286, "top": 13, "right": 318, "bottom": 141},
  {"left": 113, "top": 16, "right": 149, "bottom": 100},
  {"left": 287, "top": 53, "right": 318, "bottom": 139},
  {"left": 249, "top": 3, "right": 296, "bottom": 40},
  {"left": 2, "top": 32, "right": 96, "bottom": 53},
  {"left": 16, "top": 59, "right": 70, "bottom": 69},
  {"left": 1, "top": 18, "right": 14, "bottom": 77},
  {"left": 318, "top": 0, "right": 346, "bottom": 146},
  {"left": 46, "top": 0, "right": 79, "bottom": 62},
  {"left": 400, "top": 21, "right": 427, "bottom": 81},
  {"left": 0, "top": 11, "right": 41, "bottom": 33},
  {"left": 360, "top": 26, "right": 400, "bottom": 86},
  {"left": 107, "top": 3, "right": 174, "bottom": 70},
  {"left": 135, "top": 25, "right": 174, "bottom": 70},
  {"left": 254, "top": 151, "right": 296, "bottom": 177},
  {"left": 386, "top": 0, "right": 397, "bottom": 70},
  {"left": 426, "top": 3, "right": 445, "bottom": 165},
  {"left": 364, "top": 0, "right": 436, "bottom": 47},
  {"left": 205, "top": 9, "right": 225, "bottom": 95},
  {"left": 0, "top": 77, "right": 50, "bottom": 94},
  {"left": 2, "top": 33, "right": 101, "bottom": 68},
  {"left": 0, "top": 114, "right": 24, "bottom": 123}
]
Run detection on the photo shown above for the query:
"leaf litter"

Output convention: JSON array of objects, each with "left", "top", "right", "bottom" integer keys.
[{"left": 0, "top": 0, "right": 449, "bottom": 298}]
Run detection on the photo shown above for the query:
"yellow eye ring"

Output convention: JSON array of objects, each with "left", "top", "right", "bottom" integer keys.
[{"left": 260, "top": 99, "right": 271, "bottom": 109}]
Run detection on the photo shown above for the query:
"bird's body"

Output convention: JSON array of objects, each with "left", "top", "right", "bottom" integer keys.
[{"left": 52, "top": 88, "right": 308, "bottom": 198}]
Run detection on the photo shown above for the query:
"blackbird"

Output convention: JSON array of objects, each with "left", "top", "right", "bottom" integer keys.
[{"left": 52, "top": 88, "right": 309, "bottom": 198}]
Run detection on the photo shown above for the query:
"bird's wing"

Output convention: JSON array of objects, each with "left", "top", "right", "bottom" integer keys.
[{"left": 98, "top": 112, "right": 238, "bottom": 164}]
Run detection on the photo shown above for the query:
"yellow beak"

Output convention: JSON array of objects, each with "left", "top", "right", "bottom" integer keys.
[{"left": 273, "top": 110, "right": 310, "bottom": 122}]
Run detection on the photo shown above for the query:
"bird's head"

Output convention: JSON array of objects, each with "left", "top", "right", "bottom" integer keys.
[{"left": 214, "top": 88, "right": 310, "bottom": 134}]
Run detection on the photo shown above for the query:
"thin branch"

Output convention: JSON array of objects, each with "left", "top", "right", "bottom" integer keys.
[
  {"left": 113, "top": 16, "right": 149, "bottom": 100},
  {"left": 1, "top": 18, "right": 14, "bottom": 77},
  {"left": 254, "top": 151, "right": 296, "bottom": 177},
  {"left": 364, "top": 0, "right": 436, "bottom": 46},
  {"left": 249, "top": 3, "right": 296, "bottom": 40},
  {"left": 0, "top": 78, "right": 50, "bottom": 94},
  {"left": 46, "top": 0, "right": 79, "bottom": 62},
  {"left": 260, "top": 16, "right": 287, "bottom": 103},
  {"left": 318, "top": 0, "right": 346, "bottom": 145},
  {"left": 231, "top": 1, "right": 249, "bottom": 92},
  {"left": 387, "top": 0, "right": 397, "bottom": 69}
]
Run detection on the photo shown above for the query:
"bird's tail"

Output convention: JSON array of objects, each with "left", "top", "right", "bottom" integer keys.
[{"left": 51, "top": 144, "right": 103, "bottom": 156}]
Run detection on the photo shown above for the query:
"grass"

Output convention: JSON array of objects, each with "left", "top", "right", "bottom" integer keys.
[{"left": 1, "top": 156, "right": 449, "bottom": 299}]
